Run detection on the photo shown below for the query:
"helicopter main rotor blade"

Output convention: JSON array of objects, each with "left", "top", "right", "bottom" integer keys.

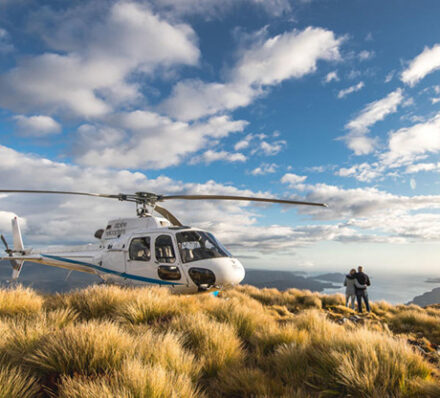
[
  {"left": 160, "top": 194, "right": 327, "bottom": 207},
  {"left": 0, "top": 189, "right": 121, "bottom": 199},
  {"left": 154, "top": 205, "right": 183, "bottom": 227},
  {"left": 0, "top": 190, "right": 328, "bottom": 208}
]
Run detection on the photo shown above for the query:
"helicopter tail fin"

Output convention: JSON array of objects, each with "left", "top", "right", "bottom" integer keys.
[
  {"left": 11, "top": 217, "right": 25, "bottom": 279},
  {"left": 12, "top": 217, "right": 24, "bottom": 252}
]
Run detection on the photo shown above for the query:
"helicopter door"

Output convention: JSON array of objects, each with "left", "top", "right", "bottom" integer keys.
[
  {"left": 154, "top": 234, "right": 185, "bottom": 284},
  {"left": 126, "top": 236, "right": 154, "bottom": 285}
]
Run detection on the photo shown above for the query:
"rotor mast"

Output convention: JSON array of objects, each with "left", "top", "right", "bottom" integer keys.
[{"left": 120, "top": 192, "right": 162, "bottom": 217}]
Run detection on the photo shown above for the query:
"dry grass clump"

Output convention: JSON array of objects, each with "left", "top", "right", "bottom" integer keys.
[
  {"left": 235, "top": 285, "right": 288, "bottom": 306},
  {"left": 133, "top": 329, "right": 201, "bottom": 378},
  {"left": 285, "top": 288, "right": 323, "bottom": 310},
  {"left": 250, "top": 321, "right": 308, "bottom": 357},
  {"left": 319, "top": 292, "right": 345, "bottom": 308},
  {"left": 0, "top": 365, "right": 41, "bottom": 398},
  {"left": 118, "top": 360, "right": 203, "bottom": 398},
  {"left": 387, "top": 309, "right": 440, "bottom": 344},
  {"left": 205, "top": 297, "right": 272, "bottom": 342},
  {"left": 116, "top": 289, "right": 183, "bottom": 325},
  {"left": 236, "top": 285, "right": 323, "bottom": 312},
  {"left": 58, "top": 376, "right": 129, "bottom": 398},
  {"left": 24, "top": 321, "right": 134, "bottom": 377},
  {"left": 407, "top": 378, "right": 440, "bottom": 397},
  {"left": 370, "top": 300, "right": 395, "bottom": 316},
  {"left": 211, "top": 365, "right": 285, "bottom": 398},
  {"left": 58, "top": 360, "right": 203, "bottom": 398},
  {"left": 47, "top": 285, "right": 135, "bottom": 319},
  {"left": 425, "top": 306, "right": 440, "bottom": 317},
  {"left": 0, "top": 285, "right": 43, "bottom": 317},
  {"left": 0, "top": 316, "right": 52, "bottom": 366},
  {"left": 272, "top": 310, "right": 434, "bottom": 397},
  {"left": 170, "top": 313, "right": 243, "bottom": 377}
]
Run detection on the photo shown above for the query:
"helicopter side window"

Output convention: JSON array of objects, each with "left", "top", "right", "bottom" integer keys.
[
  {"left": 155, "top": 235, "right": 176, "bottom": 264},
  {"left": 129, "top": 237, "right": 151, "bottom": 261}
]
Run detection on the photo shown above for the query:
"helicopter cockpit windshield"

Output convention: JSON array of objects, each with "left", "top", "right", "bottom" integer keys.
[{"left": 176, "top": 231, "right": 231, "bottom": 263}]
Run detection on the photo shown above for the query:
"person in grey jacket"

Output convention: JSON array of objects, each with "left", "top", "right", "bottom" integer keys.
[{"left": 344, "top": 268, "right": 365, "bottom": 309}]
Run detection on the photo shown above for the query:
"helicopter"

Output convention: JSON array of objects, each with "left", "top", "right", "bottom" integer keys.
[{"left": 0, "top": 190, "right": 327, "bottom": 294}]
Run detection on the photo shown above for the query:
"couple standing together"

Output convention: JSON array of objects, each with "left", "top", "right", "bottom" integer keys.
[{"left": 344, "top": 266, "right": 371, "bottom": 312}]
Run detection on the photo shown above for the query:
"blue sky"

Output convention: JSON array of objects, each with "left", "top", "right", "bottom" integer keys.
[{"left": 1, "top": 0, "right": 440, "bottom": 273}]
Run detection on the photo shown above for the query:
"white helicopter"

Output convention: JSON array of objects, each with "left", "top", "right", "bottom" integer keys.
[{"left": 0, "top": 190, "right": 326, "bottom": 294}]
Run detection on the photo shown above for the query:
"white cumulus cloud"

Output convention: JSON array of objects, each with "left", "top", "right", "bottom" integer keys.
[
  {"left": 190, "top": 150, "right": 247, "bottom": 165},
  {"left": 382, "top": 112, "right": 440, "bottom": 167},
  {"left": 281, "top": 173, "right": 307, "bottom": 188},
  {"left": 401, "top": 44, "right": 440, "bottom": 86},
  {"left": 336, "top": 162, "right": 382, "bottom": 182},
  {"left": 13, "top": 115, "right": 61, "bottom": 136},
  {"left": 358, "top": 50, "right": 374, "bottom": 61},
  {"left": 343, "top": 88, "right": 404, "bottom": 155},
  {"left": 161, "top": 27, "right": 343, "bottom": 121},
  {"left": 0, "top": 2, "right": 199, "bottom": 118},
  {"left": 337, "top": 81, "right": 364, "bottom": 99},
  {"left": 324, "top": 70, "right": 338, "bottom": 83},
  {"left": 74, "top": 113, "right": 248, "bottom": 169},
  {"left": 251, "top": 163, "right": 278, "bottom": 175}
]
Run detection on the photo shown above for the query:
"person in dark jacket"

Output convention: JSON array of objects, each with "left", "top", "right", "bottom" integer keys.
[{"left": 355, "top": 266, "right": 371, "bottom": 312}]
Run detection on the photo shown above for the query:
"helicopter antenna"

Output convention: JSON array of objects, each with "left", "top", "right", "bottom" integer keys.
[{"left": 0, "top": 189, "right": 327, "bottom": 226}]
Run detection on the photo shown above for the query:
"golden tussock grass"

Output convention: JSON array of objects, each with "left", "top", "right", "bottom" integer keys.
[
  {"left": 133, "top": 329, "right": 201, "bottom": 378},
  {"left": 387, "top": 309, "right": 440, "bottom": 344},
  {"left": 0, "top": 365, "right": 41, "bottom": 398},
  {"left": 0, "top": 284, "right": 440, "bottom": 397},
  {"left": 204, "top": 296, "right": 271, "bottom": 342},
  {"left": 272, "top": 310, "right": 433, "bottom": 397},
  {"left": 170, "top": 313, "right": 243, "bottom": 377},
  {"left": 0, "top": 285, "right": 43, "bottom": 317},
  {"left": 58, "top": 360, "right": 204, "bottom": 398},
  {"left": 116, "top": 290, "right": 184, "bottom": 325},
  {"left": 46, "top": 284, "right": 136, "bottom": 319},
  {"left": 24, "top": 321, "right": 133, "bottom": 377}
]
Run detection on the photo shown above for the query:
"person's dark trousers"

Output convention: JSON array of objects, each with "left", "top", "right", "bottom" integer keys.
[{"left": 356, "top": 290, "right": 370, "bottom": 312}]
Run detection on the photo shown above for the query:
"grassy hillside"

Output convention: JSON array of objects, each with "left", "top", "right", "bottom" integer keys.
[{"left": 1, "top": 285, "right": 440, "bottom": 397}]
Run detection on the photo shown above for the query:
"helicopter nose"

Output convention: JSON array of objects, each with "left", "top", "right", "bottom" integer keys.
[
  {"left": 186, "top": 258, "right": 245, "bottom": 288},
  {"left": 216, "top": 258, "right": 245, "bottom": 286}
]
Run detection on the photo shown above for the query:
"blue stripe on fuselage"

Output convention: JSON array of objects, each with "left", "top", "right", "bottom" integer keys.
[{"left": 41, "top": 254, "right": 183, "bottom": 286}]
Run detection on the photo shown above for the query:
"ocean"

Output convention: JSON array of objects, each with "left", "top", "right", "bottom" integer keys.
[{"left": 1, "top": 260, "right": 438, "bottom": 304}]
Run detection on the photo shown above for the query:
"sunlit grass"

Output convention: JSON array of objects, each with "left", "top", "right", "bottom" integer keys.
[
  {"left": 0, "top": 365, "right": 41, "bottom": 398},
  {"left": 170, "top": 313, "right": 244, "bottom": 377},
  {"left": 272, "top": 310, "right": 433, "bottom": 396},
  {"left": 388, "top": 309, "right": 440, "bottom": 344},
  {"left": 133, "top": 329, "right": 201, "bottom": 378},
  {"left": 47, "top": 284, "right": 135, "bottom": 319},
  {"left": 0, "top": 284, "right": 439, "bottom": 396},
  {"left": 58, "top": 360, "right": 204, "bottom": 398},
  {"left": 0, "top": 285, "right": 43, "bottom": 317},
  {"left": 25, "top": 321, "right": 133, "bottom": 378}
]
